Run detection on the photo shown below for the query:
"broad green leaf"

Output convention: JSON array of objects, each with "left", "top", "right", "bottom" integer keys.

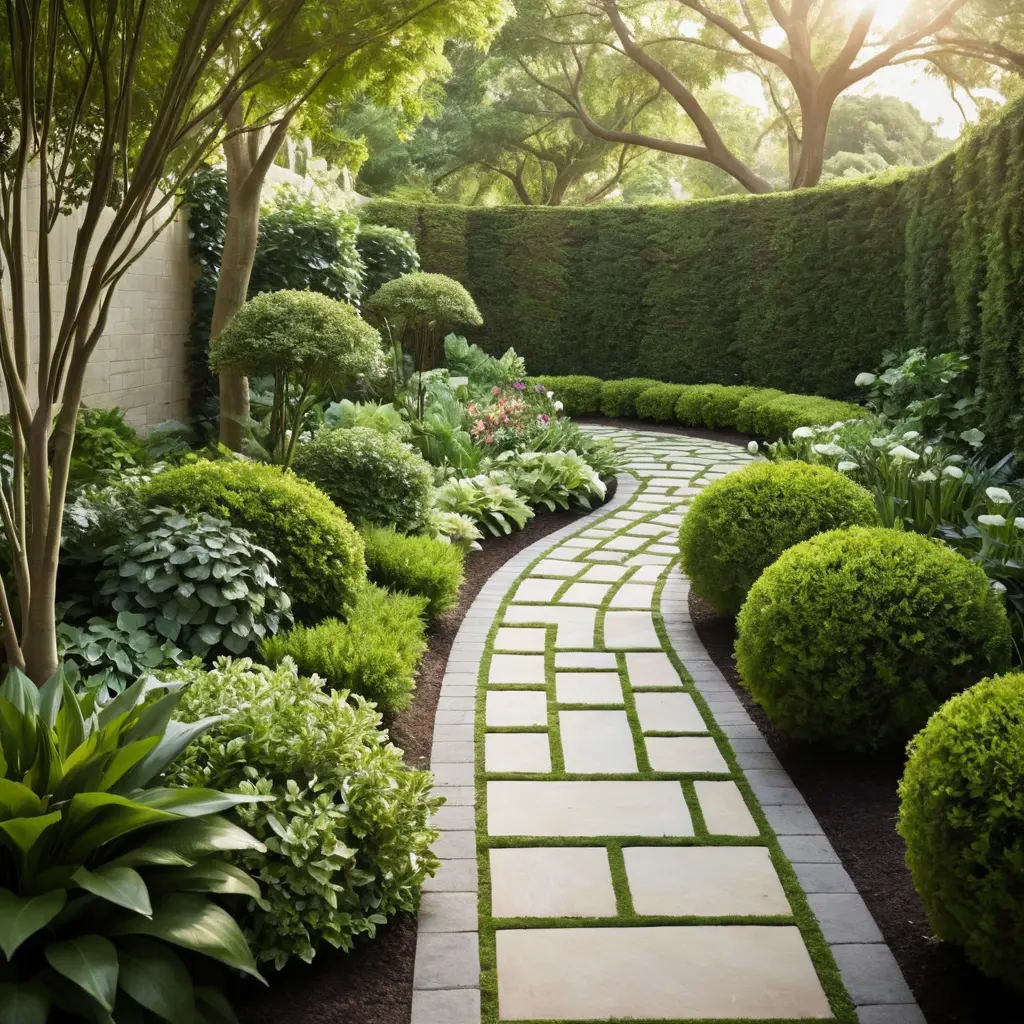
[
  {"left": 23, "top": 725, "right": 62, "bottom": 797},
  {"left": 96, "top": 675, "right": 173, "bottom": 729},
  {"left": 0, "top": 810, "right": 62, "bottom": 874},
  {"left": 37, "top": 668, "right": 67, "bottom": 730},
  {"left": 123, "top": 689, "right": 188, "bottom": 747},
  {"left": 0, "top": 982, "right": 49, "bottom": 1024},
  {"left": 72, "top": 865, "right": 152, "bottom": 917},
  {"left": 0, "top": 888, "right": 66, "bottom": 959},
  {"left": 0, "top": 778, "right": 43, "bottom": 819},
  {"left": 194, "top": 985, "right": 239, "bottom": 1024},
  {"left": 44, "top": 935, "right": 118, "bottom": 1012},
  {"left": 117, "top": 937, "right": 194, "bottom": 1024},
  {"left": 151, "top": 861, "right": 260, "bottom": 899},
  {"left": 97, "top": 736, "right": 160, "bottom": 791},
  {"left": 62, "top": 793, "right": 178, "bottom": 862},
  {"left": 116, "top": 716, "right": 226, "bottom": 791},
  {"left": 55, "top": 680, "right": 86, "bottom": 758},
  {"left": 0, "top": 694, "right": 36, "bottom": 776},
  {"left": 109, "top": 894, "right": 264, "bottom": 981},
  {"left": 113, "top": 816, "right": 264, "bottom": 868},
  {"left": 0, "top": 666, "right": 40, "bottom": 716},
  {"left": 131, "top": 787, "right": 269, "bottom": 818}
]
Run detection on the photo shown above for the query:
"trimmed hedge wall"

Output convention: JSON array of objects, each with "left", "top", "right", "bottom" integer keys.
[{"left": 363, "top": 98, "right": 1024, "bottom": 451}]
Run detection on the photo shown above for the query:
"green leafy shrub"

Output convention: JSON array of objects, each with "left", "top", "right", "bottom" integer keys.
[
  {"left": 143, "top": 419, "right": 195, "bottom": 463},
  {"left": 740, "top": 393, "right": 868, "bottom": 439},
  {"left": 323, "top": 398, "right": 409, "bottom": 437},
  {"left": 101, "top": 507, "right": 292, "bottom": 658},
  {"left": 673, "top": 385, "right": 720, "bottom": 427},
  {"left": 636, "top": 383, "right": 686, "bottom": 422},
  {"left": 531, "top": 375, "right": 603, "bottom": 416},
  {"left": 140, "top": 460, "right": 366, "bottom": 622},
  {"left": 293, "top": 426, "right": 434, "bottom": 533},
  {"left": 58, "top": 611, "right": 185, "bottom": 699},
  {"left": 898, "top": 673, "right": 1024, "bottom": 988},
  {"left": 496, "top": 450, "right": 607, "bottom": 511},
  {"left": 599, "top": 378, "right": 660, "bottom": 418},
  {"left": 434, "top": 473, "right": 534, "bottom": 537},
  {"left": 733, "top": 389, "right": 787, "bottom": 434},
  {"left": 425, "top": 509, "right": 484, "bottom": 553},
  {"left": 521, "top": 418, "right": 621, "bottom": 478},
  {"left": 361, "top": 525, "right": 465, "bottom": 617},
  {"left": 698, "top": 386, "right": 766, "bottom": 429},
  {"left": 261, "top": 584, "right": 427, "bottom": 712},
  {"left": 445, "top": 334, "right": 527, "bottom": 392},
  {"left": 735, "top": 526, "right": 1012, "bottom": 750},
  {"left": 680, "top": 461, "right": 881, "bottom": 614},
  {"left": 210, "top": 289, "right": 384, "bottom": 466},
  {"left": 168, "top": 658, "right": 442, "bottom": 970},
  {"left": 0, "top": 667, "right": 266, "bottom": 1019},
  {"left": 355, "top": 223, "right": 420, "bottom": 296}
]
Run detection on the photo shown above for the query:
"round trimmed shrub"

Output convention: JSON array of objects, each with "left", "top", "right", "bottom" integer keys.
[
  {"left": 733, "top": 388, "right": 786, "bottom": 434},
  {"left": 367, "top": 272, "right": 481, "bottom": 333},
  {"left": 140, "top": 459, "right": 366, "bottom": 621},
  {"left": 741, "top": 394, "right": 867, "bottom": 440},
  {"left": 293, "top": 426, "right": 434, "bottom": 533},
  {"left": 697, "top": 385, "right": 763, "bottom": 430},
  {"left": 531, "top": 375, "right": 603, "bottom": 416},
  {"left": 674, "top": 385, "right": 721, "bottom": 426},
  {"left": 680, "top": 461, "right": 880, "bottom": 614},
  {"left": 736, "top": 527, "right": 1012, "bottom": 751},
  {"left": 599, "top": 378, "right": 660, "bottom": 418},
  {"left": 636, "top": 383, "right": 686, "bottom": 422},
  {"left": 898, "top": 673, "right": 1024, "bottom": 988}
]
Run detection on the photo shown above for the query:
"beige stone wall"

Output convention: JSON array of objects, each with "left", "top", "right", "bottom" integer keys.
[{"left": 1, "top": 170, "right": 192, "bottom": 434}]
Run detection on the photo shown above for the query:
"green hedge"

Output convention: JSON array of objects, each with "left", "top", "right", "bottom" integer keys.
[{"left": 363, "top": 97, "right": 1024, "bottom": 451}]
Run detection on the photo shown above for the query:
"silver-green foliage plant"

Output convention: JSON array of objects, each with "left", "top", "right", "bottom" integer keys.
[
  {"left": 101, "top": 508, "right": 292, "bottom": 659},
  {"left": 443, "top": 333, "right": 526, "bottom": 394},
  {"left": 519, "top": 418, "right": 621, "bottom": 478},
  {"left": 434, "top": 473, "right": 534, "bottom": 537},
  {"left": 168, "top": 658, "right": 442, "bottom": 969},
  {"left": 0, "top": 668, "right": 267, "bottom": 1022},
  {"left": 323, "top": 399, "right": 409, "bottom": 438},
  {"left": 495, "top": 450, "right": 606, "bottom": 511}
]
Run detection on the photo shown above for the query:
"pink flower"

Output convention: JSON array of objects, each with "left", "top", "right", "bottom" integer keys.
[
  {"left": 491, "top": 386, "right": 501, "bottom": 396},
  {"left": 513, "top": 381, "right": 526, "bottom": 391},
  {"left": 534, "top": 384, "right": 545, "bottom": 393}
]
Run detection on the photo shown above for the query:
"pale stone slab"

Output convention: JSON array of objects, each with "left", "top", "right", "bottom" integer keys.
[
  {"left": 495, "top": 627, "right": 546, "bottom": 652},
  {"left": 586, "top": 550, "right": 625, "bottom": 563},
  {"left": 489, "top": 654, "right": 546, "bottom": 685},
  {"left": 653, "top": 514, "right": 683, "bottom": 527},
  {"left": 495, "top": 926, "right": 831, "bottom": 1020},
  {"left": 603, "top": 535, "right": 646, "bottom": 552},
  {"left": 649, "top": 543, "right": 678, "bottom": 555},
  {"left": 579, "top": 564, "right": 628, "bottom": 583},
  {"left": 696, "top": 780, "right": 761, "bottom": 836},
  {"left": 559, "top": 582, "right": 610, "bottom": 606},
  {"left": 645, "top": 736, "right": 729, "bottom": 773},
  {"left": 487, "top": 781, "right": 692, "bottom": 837},
  {"left": 604, "top": 611, "right": 660, "bottom": 649},
  {"left": 504, "top": 605, "right": 596, "bottom": 649},
  {"left": 487, "top": 690, "right": 548, "bottom": 727},
  {"left": 634, "top": 691, "right": 705, "bottom": 732},
  {"left": 624, "top": 846, "right": 791, "bottom": 916},
  {"left": 629, "top": 565, "right": 665, "bottom": 584},
  {"left": 626, "top": 523, "right": 670, "bottom": 537},
  {"left": 485, "top": 733, "right": 551, "bottom": 774},
  {"left": 610, "top": 584, "right": 655, "bottom": 609},
  {"left": 556, "top": 672, "right": 623, "bottom": 705},
  {"left": 490, "top": 847, "right": 617, "bottom": 918},
  {"left": 627, "top": 554, "right": 671, "bottom": 566},
  {"left": 531, "top": 559, "right": 581, "bottom": 578},
  {"left": 512, "top": 578, "right": 562, "bottom": 603},
  {"left": 556, "top": 651, "right": 617, "bottom": 669},
  {"left": 625, "top": 651, "right": 682, "bottom": 688},
  {"left": 560, "top": 537, "right": 593, "bottom": 548},
  {"left": 560, "top": 710, "right": 638, "bottom": 773}
]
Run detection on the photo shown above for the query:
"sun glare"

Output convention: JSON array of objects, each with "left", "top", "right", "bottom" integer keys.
[{"left": 856, "top": 0, "right": 917, "bottom": 33}]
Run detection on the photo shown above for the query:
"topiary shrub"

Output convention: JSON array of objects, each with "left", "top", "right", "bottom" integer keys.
[
  {"left": 636, "top": 383, "right": 686, "bottom": 422},
  {"left": 293, "top": 426, "right": 434, "bottom": 533},
  {"left": 531, "top": 375, "right": 603, "bottom": 416},
  {"left": 599, "top": 378, "right": 661, "bottom": 418},
  {"left": 739, "top": 393, "right": 868, "bottom": 440},
  {"left": 898, "top": 672, "right": 1024, "bottom": 989},
  {"left": 140, "top": 459, "right": 366, "bottom": 622},
  {"left": 361, "top": 525, "right": 465, "bottom": 618},
  {"left": 356, "top": 223, "right": 420, "bottom": 296},
  {"left": 733, "top": 388, "right": 787, "bottom": 434},
  {"left": 680, "top": 461, "right": 881, "bottom": 614},
  {"left": 736, "top": 526, "right": 1012, "bottom": 751},
  {"left": 168, "top": 658, "right": 442, "bottom": 969},
  {"left": 696, "top": 385, "right": 763, "bottom": 430},
  {"left": 260, "top": 583, "right": 427, "bottom": 713},
  {"left": 673, "top": 385, "right": 722, "bottom": 427}
]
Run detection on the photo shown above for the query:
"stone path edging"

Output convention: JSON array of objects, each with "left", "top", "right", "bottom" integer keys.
[{"left": 413, "top": 427, "right": 925, "bottom": 1024}]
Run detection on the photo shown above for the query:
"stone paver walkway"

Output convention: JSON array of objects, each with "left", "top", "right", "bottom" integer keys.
[{"left": 414, "top": 428, "right": 924, "bottom": 1024}]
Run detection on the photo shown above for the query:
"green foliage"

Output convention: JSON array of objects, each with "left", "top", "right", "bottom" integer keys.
[
  {"left": 142, "top": 420, "right": 195, "bottom": 464},
  {"left": 361, "top": 525, "right": 465, "bottom": 618},
  {"left": 293, "top": 427, "right": 434, "bottom": 533},
  {"left": 733, "top": 389, "right": 786, "bottom": 434},
  {"left": 57, "top": 612, "right": 185, "bottom": 699},
  {"left": 139, "top": 460, "right": 366, "bottom": 622},
  {"left": 636, "top": 383, "right": 686, "bottom": 422},
  {"left": 599, "top": 378, "right": 661, "bottom": 418},
  {"left": 680, "top": 461, "right": 880, "bottom": 614},
  {"left": 495, "top": 449, "right": 606, "bottom": 511},
  {"left": 367, "top": 272, "right": 482, "bottom": 338},
  {"left": 519, "top": 417, "right": 621, "bottom": 477},
  {"left": 739, "top": 394, "right": 868, "bottom": 440},
  {"left": 444, "top": 333, "right": 527, "bottom": 392},
  {"left": 529, "top": 375, "right": 603, "bottom": 416},
  {"left": 693, "top": 386, "right": 765, "bottom": 430},
  {"left": 355, "top": 224, "right": 421, "bottom": 297},
  {"left": 736, "top": 527, "right": 1012, "bottom": 751},
  {"left": 0, "top": 667, "right": 265, "bottom": 1019},
  {"left": 168, "top": 658, "right": 442, "bottom": 970},
  {"left": 434, "top": 473, "right": 534, "bottom": 537},
  {"left": 898, "top": 672, "right": 1024, "bottom": 989},
  {"left": 100, "top": 508, "right": 292, "bottom": 659},
  {"left": 323, "top": 398, "right": 409, "bottom": 437},
  {"left": 260, "top": 584, "right": 427, "bottom": 713}
]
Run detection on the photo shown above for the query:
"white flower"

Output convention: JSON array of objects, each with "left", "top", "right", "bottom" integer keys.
[
  {"left": 870, "top": 437, "right": 888, "bottom": 448},
  {"left": 792, "top": 427, "right": 814, "bottom": 439},
  {"left": 960, "top": 427, "right": 985, "bottom": 446},
  {"left": 546, "top": 391, "right": 554, "bottom": 399},
  {"left": 812, "top": 442, "right": 848, "bottom": 457},
  {"left": 978, "top": 514, "right": 1007, "bottom": 527},
  {"left": 924, "top": 446, "right": 933, "bottom": 456},
  {"left": 837, "top": 461, "right": 859, "bottom": 473},
  {"left": 991, "top": 580, "right": 1008, "bottom": 594},
  {"left": 747, "top": 441, "right": 759, "bottom": 454},
  {"left": 902, "top": 430, "right": 921, "bottom": 441},
  {"left": 855, "top": 372, "right": 877, "bottom": 387},
  {"left": 916, "top": 470, "right": 937, "bottom": 482},
  {"left": 942, "top": 466, "right": 964, "bottom": 479},
  {"left": 553, "top": 400, "right": 564, "bottom": 412},
  {"left": 1016, "top": 517, "right": 1024, "bottom": 530},
  {"left": 888, "top": 445, "right": 920, "bottom": 461},
  {"left": 986, "top": 486, "right": 1013, "bottom": 505}
]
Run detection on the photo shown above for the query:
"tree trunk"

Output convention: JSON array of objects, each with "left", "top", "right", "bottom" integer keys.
[{"left": 789, "top": 98, "right": 833, "bottom": 190}]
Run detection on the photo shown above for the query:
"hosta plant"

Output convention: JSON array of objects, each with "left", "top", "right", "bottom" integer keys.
[
  {"left": 434, "top": 474, "right": 534, "bottom": 537},
  {"left": 495, "top": 450, "right": 606, "bottom": 511},
  {"left": 101, "top": 508, "right": 292, "bottom": 659},
  {"left": 0, "top": 667, "right": 267, "bottom": 1022}
]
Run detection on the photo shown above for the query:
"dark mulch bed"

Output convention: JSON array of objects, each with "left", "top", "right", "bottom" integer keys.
[
  {"left": 236, "top": 503, "right": 588, "bottom": 1024},
  {"left": 689, "top": 592, "right": 1023, "bottom": 1024}
]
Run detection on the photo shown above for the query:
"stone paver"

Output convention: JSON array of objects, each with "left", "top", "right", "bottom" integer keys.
[{"left": 418, "top": 427, "right": 919, "bottom": 1024}]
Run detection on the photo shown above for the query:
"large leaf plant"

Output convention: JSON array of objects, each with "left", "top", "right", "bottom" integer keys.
[{"left": 0, "top": 668, "right": 268, "bottom": 1023}]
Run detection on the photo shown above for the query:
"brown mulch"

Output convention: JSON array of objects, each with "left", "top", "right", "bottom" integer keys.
[
  {"left": 689, "top": 592, "right": 1023, "bottom": 1024},
  {"left": 235, "top": 503, "right": 590, "bottom": 1024}
]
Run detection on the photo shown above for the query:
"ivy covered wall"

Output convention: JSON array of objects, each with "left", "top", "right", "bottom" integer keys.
[{"left": 363, "top": 96, "right": 1024, "bottom": 451}]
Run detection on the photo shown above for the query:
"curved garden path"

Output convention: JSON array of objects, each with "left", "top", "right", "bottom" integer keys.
[{"left": 412, "top": 427, "right": 923, "bottom": 1024}]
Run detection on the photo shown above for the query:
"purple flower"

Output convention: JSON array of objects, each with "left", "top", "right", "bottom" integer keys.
[
  {"left": 534, "top": 384, "right": 545, "bottom": 393},
  {"left": 512, "top": 381, "right": 526, "bottom": 391}
]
